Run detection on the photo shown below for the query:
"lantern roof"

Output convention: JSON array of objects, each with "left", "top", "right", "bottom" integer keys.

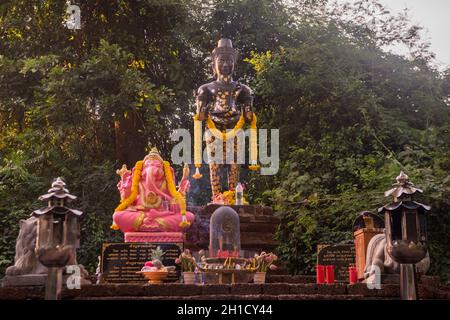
[
  {"left": 32, "top": 206, "right": 83, "bottom": 216},
  {"left": 384, "top": 171, "right": 423, "bottom": 201},
  {"left": 38, "top": 177, "right": 77, "bottom": 202},
  {"left": 32, "top": 178, "right": 83, "bottom": 217},
  {"left": 378, "top": 200, "right": 431, "bottom": 214}
]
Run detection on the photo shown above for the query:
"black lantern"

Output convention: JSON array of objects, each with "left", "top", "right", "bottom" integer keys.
[
  {"left": 32, "top": 177, "right": 82, "bottom": 299},
  {"left": 378, "top": 171, "right": 430, "bottom": 299}
]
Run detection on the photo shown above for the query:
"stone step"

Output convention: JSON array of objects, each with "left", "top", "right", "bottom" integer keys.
[
  {"left": 59, "top": 283, "right": 440, "bottom": 299},
  {"left": 266, "top": 275, "right": 316, "bottom": 283},
  {"left": 1, "top": 282, "right": 448, "bottom": 300},
  {"left": 73, "top": 294, "right": 370, "bottom": 300}
]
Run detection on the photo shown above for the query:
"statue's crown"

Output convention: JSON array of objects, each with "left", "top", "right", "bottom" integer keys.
[
  {"left": 116, "top": 164, "right": 130, "bottom": 177},
  {"left": 144, "top": 147, "right": 164, "bottom": 162},
  {"left": 212, "top": 38, "right": 238, "bottom": 59},
  {"left": 384, "top": 170, "right": 422, "bottom": 200}
]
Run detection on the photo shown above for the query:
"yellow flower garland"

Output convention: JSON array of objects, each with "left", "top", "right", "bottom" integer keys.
[
  {"left": 206, "top": 114, "right": 245, "bottom": 141},
  {"left": 111, "top": 160, "right": 144, "bottom": 230},
  {"left": 193, "top": 114, "right": 203, "bottom": 179},
  {"left": 248, "top": 114, "right": 260, "bottom": 171},
  {"left": 114, "top": 160, "right": 144, "bottom": 212},
  {"left": 163, "top": 160, "right": 190, "bottom": 228},
  {"left": 223, "top": 190, "right": 249, "bottom": 205},
  {"left": 193, "top": 112, "right": 260, "bottom": 177}
]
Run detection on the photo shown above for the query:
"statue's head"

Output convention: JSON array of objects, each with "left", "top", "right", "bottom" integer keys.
[
  {"left": 143, "top": 147, "right": 165, "bottom": 180},
  {"left": 144, "top": 147, "right": 164, "bottom": 164},
  {"left": 212, "top": 38, "right": 238, "bottom": 78}
]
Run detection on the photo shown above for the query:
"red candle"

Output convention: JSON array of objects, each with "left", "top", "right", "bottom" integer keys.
[
  {"left": 349, "top": 266, "right": 357, "bottom": 284},
  {"left": 316, "top": 265, "right": 325, "bottom": 284},
  {"left": 326, "top": 265, "right": 335, "bottom": 284}
]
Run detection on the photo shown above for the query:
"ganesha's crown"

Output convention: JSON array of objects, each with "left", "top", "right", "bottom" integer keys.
[
  {"left": 116, "top": 164, "right": 130, "bottom": 177},
  {"left": 144, "top": 147, "right": 164, "bottom": 163}
]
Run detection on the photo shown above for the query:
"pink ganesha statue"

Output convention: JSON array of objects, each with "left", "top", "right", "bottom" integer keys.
[{"left": 111, "top": 147, "right": 195, "bottom": 233}]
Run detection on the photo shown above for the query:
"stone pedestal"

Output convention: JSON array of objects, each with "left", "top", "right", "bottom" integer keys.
[
  {"left": 354, "top": 228, "right": 384, "bottom": 279},
  {"left": 1, "top": 272, "right": 91, "bottom": 287},
  {"left": 124, "top": 232, "right": 184, "bottom": 243},
  {"left": 1, "top": 274, "right": 47, "bottom": 287}
]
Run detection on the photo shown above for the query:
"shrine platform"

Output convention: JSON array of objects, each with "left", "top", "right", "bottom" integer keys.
[{"left": 1, "top": 275, "right": 448, "bottom": 300}]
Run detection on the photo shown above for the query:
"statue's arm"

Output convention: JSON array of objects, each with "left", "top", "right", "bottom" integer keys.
[
  {"left": 196, "top": 85, "right": 211, "bottom": 121},
  {"left": 177, "top": 164, "right": 190, "bottom": 195},
  {"left": 238, "top": 84, "right": 254, "bottom": 122}
]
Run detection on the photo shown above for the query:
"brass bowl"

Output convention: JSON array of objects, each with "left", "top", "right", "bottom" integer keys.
[{"left": 137, "top": 270, "right": 169, "bottom": 284}]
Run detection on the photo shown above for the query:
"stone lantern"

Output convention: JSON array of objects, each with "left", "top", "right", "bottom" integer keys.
[
  {"left": 378, "top": 171, "right": 430, "bottom": 300},
  {"left": 32, "top": 177, "right": 83, "bottom": 300}
]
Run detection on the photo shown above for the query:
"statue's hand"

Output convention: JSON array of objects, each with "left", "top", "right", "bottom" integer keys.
[
  {"left": 197, "top": 112, "right": 206, "bottom": 121},
  {"left": 245, "top": 111, "right": 253, "bottom": 122},
  {"left": 182, "top": 163, "right": 190, "bottom": 180}
]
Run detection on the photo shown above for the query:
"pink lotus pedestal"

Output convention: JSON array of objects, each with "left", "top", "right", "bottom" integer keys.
[{"left": 124, "top": 232, "right": 184, "bottom": 243}]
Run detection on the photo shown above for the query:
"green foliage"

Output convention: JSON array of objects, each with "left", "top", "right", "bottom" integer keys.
[{"left": 245, "top": 2, "right": 450, "bottom": 280}]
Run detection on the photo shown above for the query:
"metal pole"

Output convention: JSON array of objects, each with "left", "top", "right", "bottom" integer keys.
[
  {"left": 400, "top": 264, "right": 417, "bottom": 300},
  {"left": 45, "top": 267, "right": 63, "bottom": 300}
]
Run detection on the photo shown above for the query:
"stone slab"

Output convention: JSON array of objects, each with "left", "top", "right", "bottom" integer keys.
[
  {"left": 100, "top": 242, "right": 182, "bottom": 283},
  {"left": 1, "top": 274, "right": 47, "bottom": 287},
  {"left": 317, "top": 244, "right": 356, "bottom": 282}
]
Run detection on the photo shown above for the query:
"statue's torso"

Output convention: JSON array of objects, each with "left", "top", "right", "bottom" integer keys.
[{"left": 197, "top": 80, "right": 253, "bottom": 130}]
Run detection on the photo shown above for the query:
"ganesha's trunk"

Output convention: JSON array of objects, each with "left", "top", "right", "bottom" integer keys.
[{"left": 146, "top": 168, "right": 172, "bottom": 201}]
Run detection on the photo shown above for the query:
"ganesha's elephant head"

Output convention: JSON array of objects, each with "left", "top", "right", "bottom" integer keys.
[{"left": 143, "top": 159, "right": 167, "bottom": 192}]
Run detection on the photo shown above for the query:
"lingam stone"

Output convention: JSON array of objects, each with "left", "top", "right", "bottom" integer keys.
[{"left": 209, "top": 206, "right": 241, "bottom": 258}]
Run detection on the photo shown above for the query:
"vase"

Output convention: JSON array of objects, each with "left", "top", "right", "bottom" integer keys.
[
  {"left": 183, "top": 271, "right": 196, "bottom": 284},
  {"left": 138, "top": 270, "right": 168, "bottom": 284},
  {"left": 254, "top": 272, "right": 266, "bottom": 284}
]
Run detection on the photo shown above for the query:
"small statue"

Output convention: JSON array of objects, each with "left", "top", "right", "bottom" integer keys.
[
  {"left": 112, "top": 147, "right": 195, "bottom": 233},
  {"left": 364, "top": 172, "right": 431, "bottom": 283},
  {"left": 193, "top": 38, "right": 258, "bottom": 204},
  {"left": 364, "top": 233, "right": 430, "bottom": 281},
  {"left": 5, "top": 217, "right": 47, "bottom": 277}
]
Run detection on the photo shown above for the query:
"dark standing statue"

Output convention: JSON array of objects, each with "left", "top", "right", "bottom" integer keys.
[{"left": 195, "top": 38, "right": 254, "bottom": 204}]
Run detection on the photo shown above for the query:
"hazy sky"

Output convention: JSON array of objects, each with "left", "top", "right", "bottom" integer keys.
[{"left": 343, "top": 0, "right": 450, "bottom": 69}]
